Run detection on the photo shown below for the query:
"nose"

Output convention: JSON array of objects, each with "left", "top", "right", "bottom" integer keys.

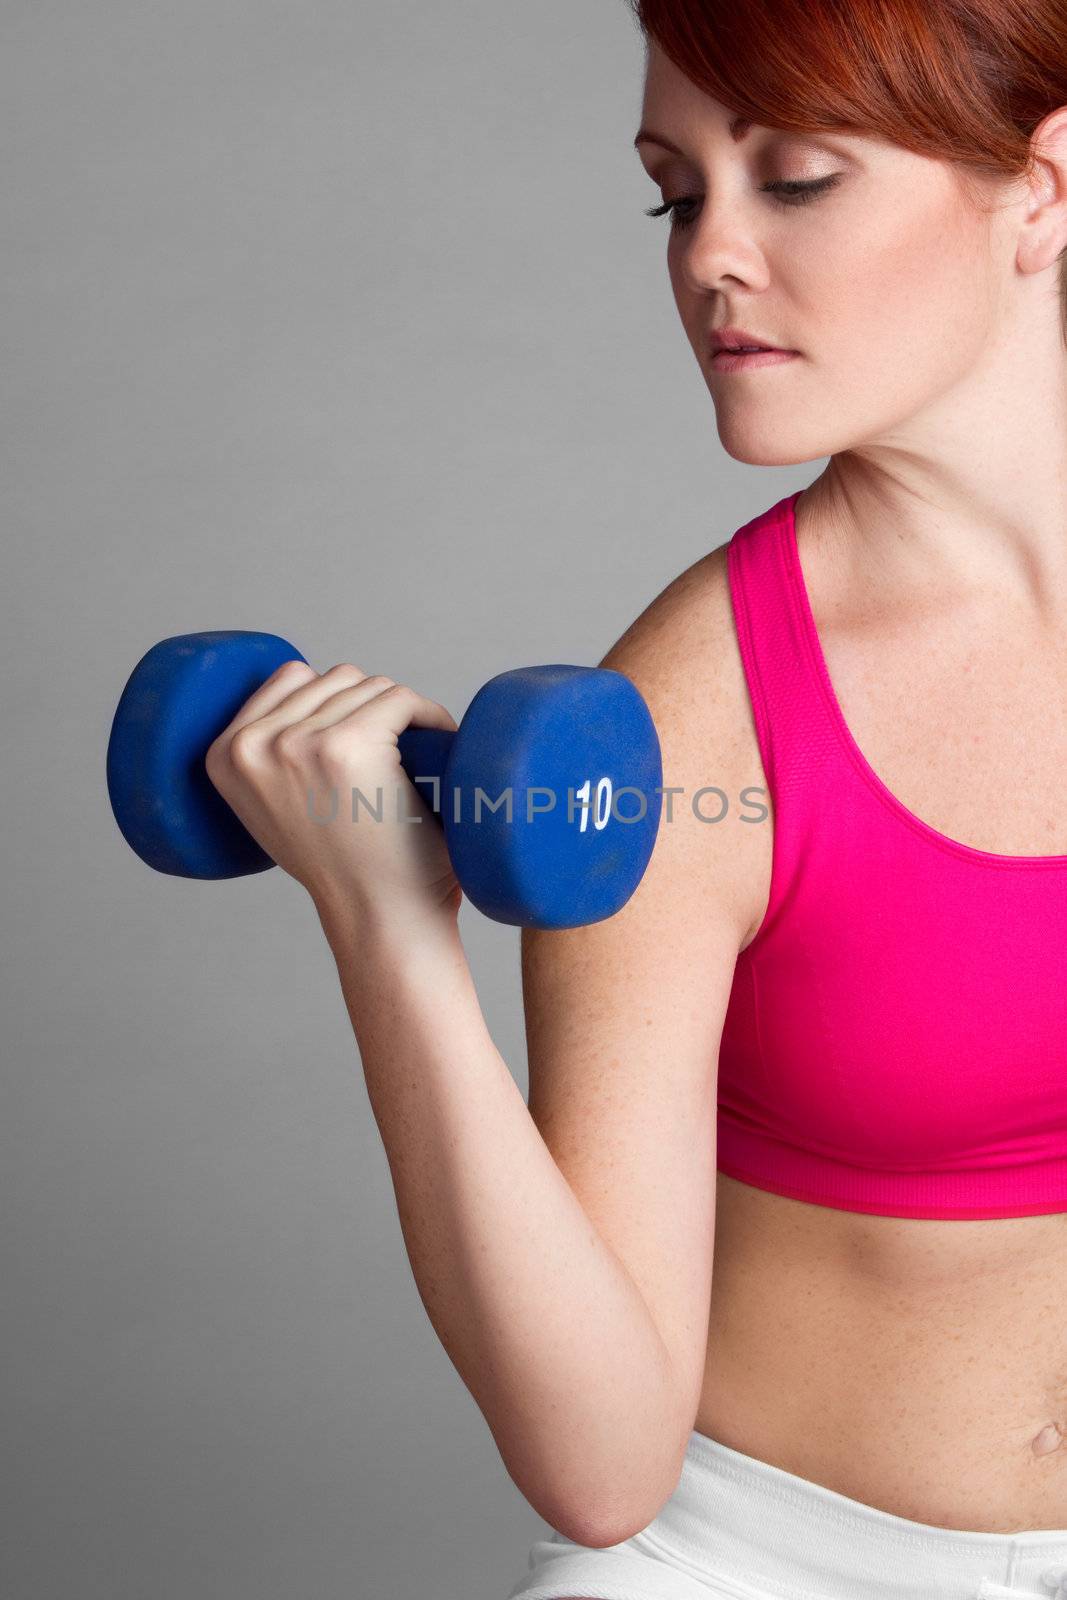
[{"left": 673, "top": 205, "right": 768, "bottom": 297}]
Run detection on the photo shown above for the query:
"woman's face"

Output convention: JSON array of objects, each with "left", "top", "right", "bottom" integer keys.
[{"left": 634, "top": 42, "right": 1022, "bottom": 467}]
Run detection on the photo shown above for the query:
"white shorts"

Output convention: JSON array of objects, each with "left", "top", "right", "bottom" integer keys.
[{"left": 504, "top": 1428, "right": 1067, "bottom": 1600}]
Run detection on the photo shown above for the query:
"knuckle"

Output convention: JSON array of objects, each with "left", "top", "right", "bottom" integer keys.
[
  {"left": 315, "top": 728, "right": 356, "bottom": 774},
  {"left": 275, "top": 658, "right": 313, "bottom": 679},
  {"left": 273, "top": 724, "right": 306, "bottom": 761},
  {"left": 325, "top": 662, "right": 366, "bottom": 680},
  {"left": 316, "top": 725, "right": 351, "bottom": 759},
  {"left": 228, "top": 726, "right": 261, "bottom": 766}
]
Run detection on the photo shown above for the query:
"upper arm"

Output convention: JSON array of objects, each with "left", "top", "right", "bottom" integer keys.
[{"left": 520, "top": 544, "right": 764, "bottom": 1468}]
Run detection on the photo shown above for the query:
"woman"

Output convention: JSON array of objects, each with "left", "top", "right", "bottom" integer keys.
[{"left": 203, "top": 2, "right": 1067, "bottom": 1597}]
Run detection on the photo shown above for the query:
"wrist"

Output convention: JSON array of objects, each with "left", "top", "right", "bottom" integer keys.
[
  {"left": 313, "top": 887, "right": 463, "bottom": 963},
  {"left": 313, "top": 893, "right": 474, "bottom": 1053}
]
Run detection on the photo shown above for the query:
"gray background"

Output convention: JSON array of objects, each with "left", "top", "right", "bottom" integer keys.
[{"left": 3, "top": 2, "right": 812, "bottom": 1595}]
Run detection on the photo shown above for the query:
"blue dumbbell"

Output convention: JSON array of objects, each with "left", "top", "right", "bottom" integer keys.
[{"left": 106, "top": 630, "right": 663, "bottom": 929}]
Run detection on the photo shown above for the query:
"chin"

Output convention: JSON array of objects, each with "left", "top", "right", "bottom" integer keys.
[{"left": 713, "top": 419, "right": 830, "bottom": 468}]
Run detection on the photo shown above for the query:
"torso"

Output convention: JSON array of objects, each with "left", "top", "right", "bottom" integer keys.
[{"left": 694, "top": 482, "right": 1067, "bottom": 1533}]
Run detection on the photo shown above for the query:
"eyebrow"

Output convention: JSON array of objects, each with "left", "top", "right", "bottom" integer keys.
[{"left": 633, "top": 116, "right": 753, "bottom": 155}]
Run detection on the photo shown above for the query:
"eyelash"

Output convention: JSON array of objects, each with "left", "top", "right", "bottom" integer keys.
[{"left": 645, "top": 173, "right": 842, "bottom": 229}]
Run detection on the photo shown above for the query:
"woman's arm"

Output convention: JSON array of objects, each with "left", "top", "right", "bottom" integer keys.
[
  {"left": 201, "top": 654, "right": 726, "bottom": 1542},
  {"left": 318, "top": 900, "right": 687, "bottom": 1548},
  {"left": 318, "top": 545, "right": 759, "bottom": 1547},
  {"left": 515, "top": 546, "right": 760, "bottom": 1539}
]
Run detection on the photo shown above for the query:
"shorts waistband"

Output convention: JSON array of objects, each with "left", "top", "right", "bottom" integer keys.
[{"left": 639, "top": 1429, "right": 1067, "bottom": 1600}]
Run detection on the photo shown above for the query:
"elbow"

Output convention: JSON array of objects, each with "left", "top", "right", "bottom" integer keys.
[
  {"left": 496, "top": 1380, "right": 693, "bottom": 1549},
  {"left": 553, "top": 1487, "right": 674, "bottom": 1551},
  {"left": 538, "top": 1454, "right": 687, "bottom": 1551},
  {"left": 504, "top": 1464, "right": 665, "bottom": 1552},
  {"left": 504, "top": 1468, "right": 627, "bottom": 1550}
]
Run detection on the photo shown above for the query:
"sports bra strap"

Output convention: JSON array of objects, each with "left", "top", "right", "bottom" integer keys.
[{"left": 725, "top": 489, "right": 843, "bottom": 808}]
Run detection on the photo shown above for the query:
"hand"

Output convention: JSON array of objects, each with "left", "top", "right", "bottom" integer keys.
[{"left": 204, "top": 660, "right": 462, "bottom": 928}]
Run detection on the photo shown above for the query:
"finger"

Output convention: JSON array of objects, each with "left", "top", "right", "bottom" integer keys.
[
  {"left": 303, "top": 677, "right": 460, "bottom": 735},
  {"left": 319, "top": 682, "right": 460, "bottom": 744},
  {"left": 231, "top": 662, "right": 370, "bottom": 739},
  {"left": 216, "top": 658, "right": 321, "bottom": 738}
]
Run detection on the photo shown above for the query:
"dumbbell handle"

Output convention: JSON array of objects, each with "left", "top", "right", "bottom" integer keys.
[{"left": 394, "top": 725, "right": 456, "bottom": 817}]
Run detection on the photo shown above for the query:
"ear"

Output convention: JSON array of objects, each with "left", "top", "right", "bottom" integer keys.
[{"left": 1017, "top": 105, "right": 1067, "bottom": 279}]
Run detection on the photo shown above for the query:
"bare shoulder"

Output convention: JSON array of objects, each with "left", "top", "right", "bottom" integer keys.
[
  {"left": 597, "top": 539, "right": 770, "bottom": 952},
  {"left": 600, "top": 541, "right": 746, "bottom": 706}
]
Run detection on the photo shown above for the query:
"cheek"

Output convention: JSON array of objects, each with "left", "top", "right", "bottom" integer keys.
[
  {"left": 795, "top": 198, "right": 998, "bottom": 411},
  {"left": 704, "top": 200, "right": 999, "bottom": 465}
]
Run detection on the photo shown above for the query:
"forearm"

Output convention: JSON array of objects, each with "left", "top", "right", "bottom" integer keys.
[{"left": 317, "top": 902, "right": 686, "bottom": 1543}]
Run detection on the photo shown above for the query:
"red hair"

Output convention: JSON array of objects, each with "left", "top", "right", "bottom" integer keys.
[{"left": 627, "top": 0, "right": 1067, "bottom": 333}]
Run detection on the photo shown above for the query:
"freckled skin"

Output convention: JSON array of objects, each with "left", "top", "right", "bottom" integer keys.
[
  {"left": 634, "top": 34, "right": 1067, "bottom": 1536},
  {"left": 1031, "top": 1422, "right": 1064, "bottom": 1457}
]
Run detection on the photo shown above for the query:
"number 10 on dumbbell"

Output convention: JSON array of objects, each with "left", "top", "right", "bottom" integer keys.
[{"left": 106, "top": 631, "right": 663, "bottom": 930}]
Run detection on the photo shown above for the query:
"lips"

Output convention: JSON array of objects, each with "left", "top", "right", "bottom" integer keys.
[
  {"left": 709, "top": 325, "right": 790, "bottom": 354},
  {"left": 708, "top": 346, "right": 800, "bottom": 372}
]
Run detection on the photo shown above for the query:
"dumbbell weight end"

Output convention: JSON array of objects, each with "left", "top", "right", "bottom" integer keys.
[{"left": 106, "top": 631, "right": 458, "bottom": 881}]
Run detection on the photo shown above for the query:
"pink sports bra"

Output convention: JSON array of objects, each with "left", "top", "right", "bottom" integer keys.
[{"left": 717, "top": 489, "right": 1067, "bottom": 1219}]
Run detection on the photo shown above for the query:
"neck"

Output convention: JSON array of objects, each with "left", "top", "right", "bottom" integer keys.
[{"left": 799, "top": 316, "right": 1067, "bottom": 619}]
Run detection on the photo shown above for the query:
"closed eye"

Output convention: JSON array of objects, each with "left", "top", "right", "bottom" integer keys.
[{"left": 645, "top": 173, "right": 843, "bottom": 229}]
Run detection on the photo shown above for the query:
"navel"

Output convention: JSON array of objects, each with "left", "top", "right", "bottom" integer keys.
[{"left": 1031, "top": 1421, "right": 1064, "bottom": 1457}]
